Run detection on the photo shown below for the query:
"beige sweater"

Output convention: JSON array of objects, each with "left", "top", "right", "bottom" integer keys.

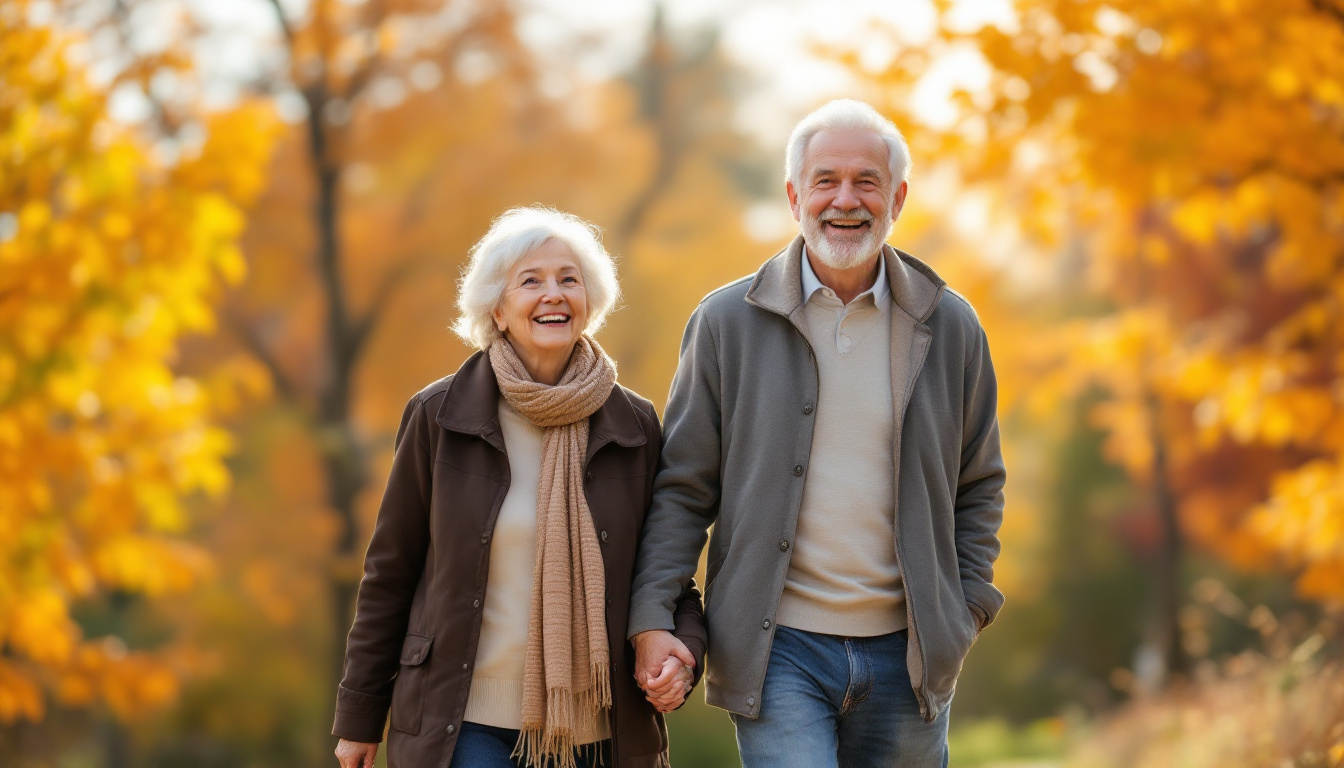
[
  {"left": 462, "top": 398, "right": 610, "bottom": 743},
  {"left": 775, "top": 279, "right": 907, "bottom": 637}
]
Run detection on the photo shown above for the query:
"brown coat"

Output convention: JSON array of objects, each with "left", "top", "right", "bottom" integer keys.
[{"left": 332, "top": 351, "right": 707, "bottom": 768}]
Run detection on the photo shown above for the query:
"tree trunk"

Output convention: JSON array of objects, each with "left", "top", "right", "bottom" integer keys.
[
  {"left": 301, "top": 80, "right": 371, "bottom": 736},
  {"left": 1148, "top": 393, "right": 1187, "bottom": 684}
]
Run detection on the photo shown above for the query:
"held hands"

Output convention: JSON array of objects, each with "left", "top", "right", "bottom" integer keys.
[
  {"left": 335, "top": 738, "right": 378, "bottom": 768},
  {"left": 632, "top": 630, "right": 695, "bottom": 713}
]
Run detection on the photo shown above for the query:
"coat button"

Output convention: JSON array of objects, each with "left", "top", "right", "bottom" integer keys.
[
  {"left": 586, "top": 471, "right": 594, "bottom": 480},
  {"left": 480, "top": 532, "right": 489, "bottom": 544},
  {"left": 446, "top": 724, "right": 456, "bottom": 735},
  {"left": 762, "top": 619, "right": 771, "bottom": 630},
  {"left": 472, "top": 599, "right": 481, "bottom": 608},
  {"left": 747, "top": 696, "right": 756, "bottom": 706},
  {"left": 462, "top": 663, "right": 468, "bottom": 671},
  {"left": 780, "top": 541, "right": 789, "bottom": 551},
  {"left": 802, "top": 402, "right": 813, "bottom": 415},
  {"left": 600, "top": 530, "right": 609, "bottom": 543},
  {"left": 792, "top": 465, "right": 804, "bottom": 477}
]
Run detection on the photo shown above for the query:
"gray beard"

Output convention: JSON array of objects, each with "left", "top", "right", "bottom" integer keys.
[{"left": 801, "top": 213, "right": 892, "bottom": 270}]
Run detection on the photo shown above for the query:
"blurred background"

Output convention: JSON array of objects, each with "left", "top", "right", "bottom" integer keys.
[{"left": 3, "top": 0, "right": 1343, "bottom": 765}]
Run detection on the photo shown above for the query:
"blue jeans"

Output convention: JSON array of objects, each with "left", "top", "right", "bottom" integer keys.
[
  {"left": 447, "top": 721, "right": 612, "bottom": 768},
  {"left": 732, "top": 626, "right": 950, "bottom": 768}
]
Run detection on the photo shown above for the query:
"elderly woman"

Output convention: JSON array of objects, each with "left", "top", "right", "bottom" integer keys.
[{"left": 332, "top": 207, "right": 706, "bottom": 768}]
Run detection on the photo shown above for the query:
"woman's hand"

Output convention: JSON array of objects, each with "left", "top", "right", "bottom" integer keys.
[
  {"left": 335, "top": 738, "right": 379, "bottom": 768},
  {"left": 641, "top": 655, "right": 694, "bottom": 713},
  {"left": 632, "top": 629, "right": 696, "bottom": 712}
]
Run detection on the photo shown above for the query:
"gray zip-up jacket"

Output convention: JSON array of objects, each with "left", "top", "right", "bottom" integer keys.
[{"left": 628, "top": 236, "right": 1005, "bottom": 722}]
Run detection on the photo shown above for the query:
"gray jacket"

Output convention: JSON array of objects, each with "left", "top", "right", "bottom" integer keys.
[{"left": 628, "top": 236, "right": 1005, "bottom": 722}]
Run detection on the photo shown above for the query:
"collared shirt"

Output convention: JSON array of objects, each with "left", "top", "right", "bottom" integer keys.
[
  {"left": 800, "top": 245, "right": 891, "bottom": 308},
  {"left": 801, "top": 245, "right": 890, "bottom": 354}
]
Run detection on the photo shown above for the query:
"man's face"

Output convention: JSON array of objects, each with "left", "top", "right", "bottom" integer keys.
[{"left": 787, "top": 128, "right": 908, "bottom": 270}]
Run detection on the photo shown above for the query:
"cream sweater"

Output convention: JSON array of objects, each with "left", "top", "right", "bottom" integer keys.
[{"left": 775, "top": 281, "right": 907, "bottom": 637}]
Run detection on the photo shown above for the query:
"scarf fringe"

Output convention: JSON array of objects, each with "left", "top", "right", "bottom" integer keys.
[
  {"left": 512, "top": 734, "right": 607, "bottom": 768},
  {"left": 512, "top": 668, "right": 612, "bottom": 768}
]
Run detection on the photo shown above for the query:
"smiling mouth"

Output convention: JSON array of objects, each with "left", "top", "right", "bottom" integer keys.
[
  {"left": 534, "top": 314, "right": 570, "bottom": 325},
  {"left": 824, "top": 220, "right": 869, "bottom": 231}
]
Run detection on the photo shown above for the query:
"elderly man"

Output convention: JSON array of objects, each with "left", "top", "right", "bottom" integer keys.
[{"left": 628, "top": 99, "right": 1006, "bottom": 767}]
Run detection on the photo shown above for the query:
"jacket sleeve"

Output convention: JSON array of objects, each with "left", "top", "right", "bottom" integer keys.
[
  {"left": 956, "top": 322, "right": 1007, "bottom": 631},
  {"left": 672, "top": 581, "right": 708, "bottom": 689},
  {"left": 628, "top": 304, "right": 722, "bottom": 638},
  {"left": 332, "top": 393, "right": 434, "bottom": 743},
  {"left": 637, "top": 394, "right": 708, "bottom": 688}
]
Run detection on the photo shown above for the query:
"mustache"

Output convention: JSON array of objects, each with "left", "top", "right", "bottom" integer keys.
[{"left": 818, "top": 208, "right": 875, "bottom": 222}]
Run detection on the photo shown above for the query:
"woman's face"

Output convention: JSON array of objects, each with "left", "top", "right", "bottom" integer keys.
[{"left": 493, "top": 238, "right": 590, "bottom": 368}]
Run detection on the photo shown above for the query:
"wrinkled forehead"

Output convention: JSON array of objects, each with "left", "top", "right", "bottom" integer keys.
[
  {"left": 802, "top": 128, "right": 891, "bottom": 179},
  {"left": 510, "top": 236, "right": 582, "bottom": 274}
]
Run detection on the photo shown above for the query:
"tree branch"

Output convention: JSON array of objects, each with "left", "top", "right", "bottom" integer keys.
[
  {"left": 224, "top": 310, "right": 300, "bottom": 404},
  {"left": 347, "top": 256, "right": 436, "bottom": 359},
  {"left": 340, "top": 0, "right": 388, "bottom": 100},
  {"left": 264, "top": 0, "right": 296, "bottom": 48},
  {"left": 1237, "top": 159, "right": 1344, "bottom": 189},
  {"left": 1307, "top": 0, "right": 1344, "bottom": 26},
  {"left": 612, "top": 5, "right": 683, "bottom": 252}
]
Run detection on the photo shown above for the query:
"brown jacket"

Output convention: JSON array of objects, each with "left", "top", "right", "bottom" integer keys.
[{"left": 333, "top": 351, "right": 707, "bottom": 768}]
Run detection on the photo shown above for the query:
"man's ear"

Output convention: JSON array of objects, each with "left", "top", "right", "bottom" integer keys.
[
  {"left": 891, "top": 180, "right": 909, "bottom": 221},
  {"left": 786, "top": 180, "right": 802, "bottom": 222}
]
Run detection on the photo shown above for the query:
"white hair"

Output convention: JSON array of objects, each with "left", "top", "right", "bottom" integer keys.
[
  {"left": 784, "top": 99, "right": 912, "bottom": 187},
  {"left": 453, "top": 206, "right": 620, "bottom": 351}
]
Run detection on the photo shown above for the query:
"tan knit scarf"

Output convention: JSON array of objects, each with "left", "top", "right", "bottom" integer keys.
[{"left": 489, "top": 336, "right": 617, "bottom": 768}]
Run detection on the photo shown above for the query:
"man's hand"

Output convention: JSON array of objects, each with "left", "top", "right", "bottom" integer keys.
[
  {"left": 335, "top": 738, "right": 379, "bottom": 768},
  {"left": 632, "top": 630, "right": 696, "bottom": 712},
  {"left": 643, "top": 655, "right": 694, "bottom": 712}
]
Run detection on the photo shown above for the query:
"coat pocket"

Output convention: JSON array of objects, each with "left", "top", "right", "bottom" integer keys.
[{"left": 390, "top": 632, "right": 433, "bottom": 735}]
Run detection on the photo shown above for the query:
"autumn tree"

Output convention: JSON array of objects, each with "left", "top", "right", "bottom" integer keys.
[
  {"left": 851, "top": 0, "right": 1344, "bottom": 680},
  {"left": 0, "top": 0, "right": 275, "bottom": 730}
]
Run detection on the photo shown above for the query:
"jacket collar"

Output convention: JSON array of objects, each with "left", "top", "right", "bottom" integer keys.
[
  {"left": 435, "top": 349, "right": 646, "bottom": 454},
  {"left": 745, "top": 235, "right": 946, "bottom": 324}
]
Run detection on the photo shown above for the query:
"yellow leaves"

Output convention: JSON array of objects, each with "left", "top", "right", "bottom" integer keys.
[
  {"left": 18, "top": 198, "right": 52, "bottom": 234},
  {"left": 101, "top": 654, "right": 179, "bottom": 719},
  {"left": 192, "top": 192, "right": 247, "bottom": 281},
  {"left": 1174, "top": 351, "right": 1336, "bottom": 449},
  {"left": 166, "top": 425, "right": 235, "bottom": 498},
  {"left": 50, "top": 641, "right": 181, "bottom": 719},
  {"left": 92, "top": 537, "right": 209, "bottom": 596},
  {"left": 1266, "top": 65, "right": 1301, "bottom": 99},
  {"left": 1252, "top": 458, "right": 1344, "bottom": 600},
  {"left": 0, "top": 2, "right": 274, "bottom": 723},
  {"left": 6, "top": 590, "right": 79, "bottom": 665},
  {"left": 179, "top": 101, "right": 281, "bottom": 202},
  {"left": 0, "top": 661, "right": 45, "bottom": 724},
  {"left": 1090, "top": 399, "right": 1156, "bottom": 480},
  {"left": 1169, "top": 192, "right": 1223, "bottom": 246}
]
